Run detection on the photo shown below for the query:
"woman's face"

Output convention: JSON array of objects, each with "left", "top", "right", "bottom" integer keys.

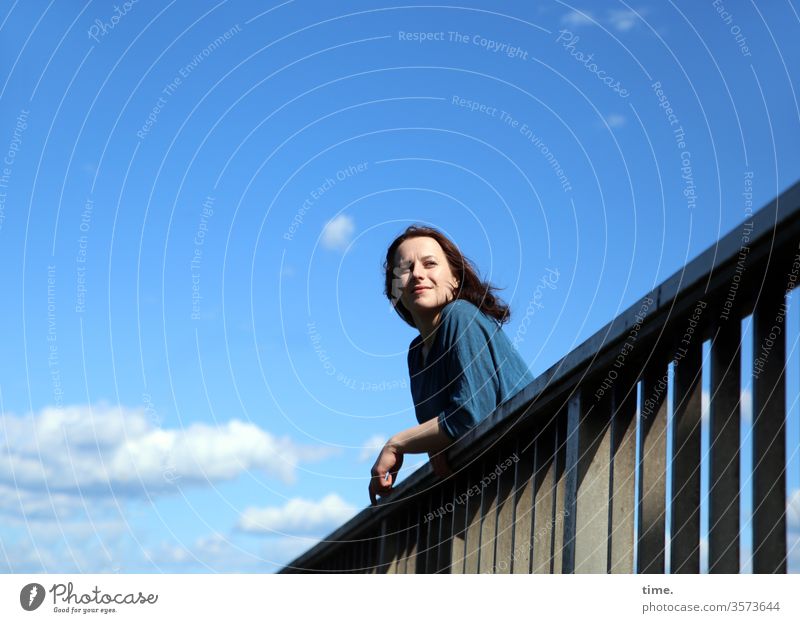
[{"left": 393, "top": 236, "right": 459, "bottom": 321}]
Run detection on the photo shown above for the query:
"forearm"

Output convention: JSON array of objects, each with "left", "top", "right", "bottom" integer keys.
[{"left": 387, "top": 417, "right": 453, "bottom": 454}]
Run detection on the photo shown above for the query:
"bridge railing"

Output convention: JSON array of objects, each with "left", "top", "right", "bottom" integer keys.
[{"left": 281, "top": 180, "right": 800, "bottom": 573}]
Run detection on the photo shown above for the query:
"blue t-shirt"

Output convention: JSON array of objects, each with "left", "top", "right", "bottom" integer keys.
[{"left": 407, "top": 299, "right": 534, "bottom": 440}]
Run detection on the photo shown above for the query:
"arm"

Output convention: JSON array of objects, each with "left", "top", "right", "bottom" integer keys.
[
  {"left": 368, "top": 418, "right": 454, "bottom": 506},
  {"left": 369, "top": 304, "right": 491, "bottom": 504},
  {"left": 387, "top": 416, "right": 452, "bottom": 454}
]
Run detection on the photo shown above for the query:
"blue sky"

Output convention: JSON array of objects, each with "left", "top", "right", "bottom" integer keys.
[{"left": 0, "top": 0, "right": 798, "bottom": 573}]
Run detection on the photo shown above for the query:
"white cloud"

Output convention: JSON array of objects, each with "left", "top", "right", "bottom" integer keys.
[
  {"left": 0, "top": 403, "right": 332, "bottom": 504},
  {"left": 0, "top": 517, "right": 133, "bottom": 573},
  {"left": 788, "top": 491, "right": 800, "bottom": 572},
  {"left": 789, "top": 490, "right": 800, "bottom": 572},
  {"left": 788, "top": 489, "right": 800, "bottom": 531},
  {"left": 238, "top": 493, "right": 357, "bottom": 536},
  {"left": 359, "top": 434, "right": 386, "bottom": 462},
  {"left": 605, "top": 113, "right": 627, "bottom": 128},
  {"left": 144, "top": 534, "right": 256, "bottom": 570},
  {"left": 561, "top": 8, "right": 647, "bottom": 33},
  {"left": 0, "top": 483, "right": 113, "bottom": 522},
  {"left": 321, "top": 215, "right": 355, "bottom": 251},
  {"left": 699, "top": 536, "right": 708, "bottom": 573},
  {"left": 561, "top": 10, "right": 594, "bottom": 28},
  {"left": 789, "top": 539, "right": 800, "bottom": 573},
  {"left": 143, "top": 533, "right": 317, "bottom": 572},
  {"left": 700, "top": 388, "right": 752, "bottom": 426},
  {"left": 1, "top": 525, "right": 312, "bottom": 573},
  {"left": 0, "top": 404, "right": 338, "bottom": 572},
  {"left": 0, "top": 536, "right": 63, "bottom": 573},
  {"left": 607, "top": 8, "right": 643, "bottom": 32}
]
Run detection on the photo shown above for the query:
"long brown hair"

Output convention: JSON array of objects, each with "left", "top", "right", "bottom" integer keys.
[{"left": 383, "top": 225, "right": 511, "bottom": 329}]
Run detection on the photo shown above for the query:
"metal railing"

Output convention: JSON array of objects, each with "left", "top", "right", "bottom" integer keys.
[{"left": 281, "top": 180, "right": 800, "bottom": 573}]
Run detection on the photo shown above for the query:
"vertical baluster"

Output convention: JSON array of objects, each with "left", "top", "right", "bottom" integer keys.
[
  {"left": 464, "top": 469, "right": 483, "bottom": 573},
  {"left": 552, "top": 410, "right": 569, "bottom": 573},
  {"left": 388, "top": 517, "right": 402, "bottom": 574},
  {"left": 371, "top": 533, "right": 380, "bottom": 573},
  {"left": 512, "top": 438, "right": 536, "bottom": 574},
  {"left": 437, "top": 479, "right": 455, "bottom": 573},
  {"left": 345, "top": 542, "right": 354, "bottom": 573},
  {"left": 565, "top": 387, "right": 613, "bottom": 573},
  {"left": 354, "top": 538, "right": 363, "bottom": 574},
  {"left": 397, "top": 513, "right": 410, "bottom": 573},
  {"left": 425, "top": 488, "right": 442, "bottom": 573},
  {"left": 496, "top": 439, "right": 520, "bottom": 573},
  {"left": 406, "top": 508, "right": 418, "bottom": 573},
  {"left": 353, "top": 540, "right": 361, "bottom": 573},
  {"left": 638, "top": 348, "right": 669, "bottom": 573},
  {"left": 450, "top": 472, "right": 468, "bottom": 573},
  {"left": 415, "top": 499, "right": 429, "bottom": 574},
  {"left": 479, "top": 451, "right": 501, "bottom": 573},
  {"left": 363, "top": 536, "right": 372, "bottom": 573},
  {"left": 360, "top": 536, "right": 369, "bottom": 573},
  {"left": 709, "top": 318, "right": 742, "bottom": 572},
  {"left": 378, "top": 518, "right": 394, "bottom": 573},
  {"left": 671, "top": 339, "right": 703, "bottom": 572},
  {"left": 609, "top": 373, "right": 638, "bottom": 572},
  {"left": 563, "top": 393, "right": 579, "bottom": 573},
  {"left": 752, "top": 271, "right": 788, "bottom": 573},
  {"left": 532, "top": 421, "right": 556, "bottom": 573},
  {"left": 366, "top": 532, "right": 377, "bottom": 574}
]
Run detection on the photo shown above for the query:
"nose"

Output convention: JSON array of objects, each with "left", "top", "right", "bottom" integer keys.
[{"left": 411, "top": 263, "right": 426, "bottom": 282}]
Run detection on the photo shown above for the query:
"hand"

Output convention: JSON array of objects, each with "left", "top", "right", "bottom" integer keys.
[
  {"left": 369, "top": 442, "right": 403, "bottom": 506},
  {"left": 428, "top": 451, "right": 452, "bottom": 478}
]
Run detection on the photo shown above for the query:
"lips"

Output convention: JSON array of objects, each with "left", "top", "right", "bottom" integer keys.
[{"left": 413, "top": 286, "right": 430, "bottom": 294}]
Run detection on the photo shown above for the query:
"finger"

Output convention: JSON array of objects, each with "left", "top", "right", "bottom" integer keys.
[
  {"left": 371, "top": 482, "right": 391, "bottom": 503},
  {"left": 370, "top": 476, "right": 389, "bottom": 504},
  {"left": 375, "top": 474, "right": 392, "bottom": 493}
]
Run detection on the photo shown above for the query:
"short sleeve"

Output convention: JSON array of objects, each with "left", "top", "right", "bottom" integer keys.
[{"left": 435, "top": 302, "right": 502, "bottom": 440}]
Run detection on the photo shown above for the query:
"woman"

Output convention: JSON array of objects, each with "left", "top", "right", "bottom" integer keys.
[{"left": 369, "top": 225, "right": 534, "bottom": 505}]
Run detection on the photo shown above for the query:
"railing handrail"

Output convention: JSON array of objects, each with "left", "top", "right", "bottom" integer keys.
[{"left": 281, "top": 178, "right": 800, "bottom": 572}]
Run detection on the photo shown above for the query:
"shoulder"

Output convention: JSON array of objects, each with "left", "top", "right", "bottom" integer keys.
[
  {"left": 439, "top": 299, "right": 499, "bottom": 342},
  {"left": 441, "top": 298, "right": 476, "bottom": 320},
  {"left": 441, "top": 299, "right": 495, "bottom": 328}
]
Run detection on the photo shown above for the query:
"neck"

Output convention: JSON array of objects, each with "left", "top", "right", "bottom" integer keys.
[{"left": 413, "top": 308, "right": 444, "bottom": 350}]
